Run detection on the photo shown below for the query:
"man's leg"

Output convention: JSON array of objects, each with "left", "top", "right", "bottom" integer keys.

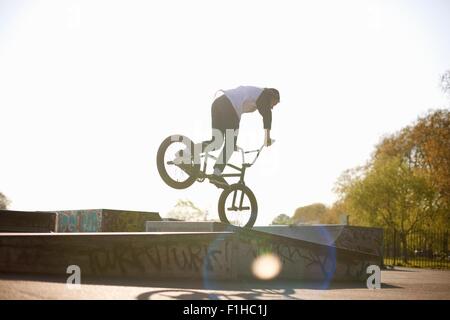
[
  {"left": 176, "top": 129, "right": 226, "bottom": 169},
  {"left": 198, "top": 128, "right": 224, "bottom": 155},
  {"left": 174, "top": 129, "right": 223, "bottom": 176},
  {"left": 208, "top": 94, "right": 240, "bottom": 188},
  {"left": 176, "top": 94, "right": 228, "bottom": 163},
  {"left": 213, "top": 128, "right": 239, "bottom": 174},
  {"left": 207, "top": 128, "right": 239, "bottom": 188}
]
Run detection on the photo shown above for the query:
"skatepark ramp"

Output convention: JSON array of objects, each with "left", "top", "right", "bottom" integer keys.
[
  {"left": 252, "top": 225, "right": 383, "bottom": 265},
  {"left": 0, "top": 220, "right": 380, "bottom": 282}
]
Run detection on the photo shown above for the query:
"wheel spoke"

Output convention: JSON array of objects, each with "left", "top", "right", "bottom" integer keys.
[
  {"left": 157, "top": 135, "right": 198, "bottom": 190},
  {"left": 163, "top": 142, "right": 191, "bottom": 183}
]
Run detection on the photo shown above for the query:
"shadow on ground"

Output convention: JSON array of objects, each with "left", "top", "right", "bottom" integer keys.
[
  {"left": 136, "top": 288, "right": 300, "bottom": 300},
  {"left": 134, "top": 279, "right": 401, "bottom": 300},
  {"left": 0, "top": 272, "right": 401, "bottom": 300}
]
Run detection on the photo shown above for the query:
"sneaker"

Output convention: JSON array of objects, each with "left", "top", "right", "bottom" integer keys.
[{"left": 209, "top": 174, "right": 229, "bottom": 188}]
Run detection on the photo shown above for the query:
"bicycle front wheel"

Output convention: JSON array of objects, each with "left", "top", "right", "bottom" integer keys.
[{"left": 218, "top": 183, "right": 258, "bottom": 228}]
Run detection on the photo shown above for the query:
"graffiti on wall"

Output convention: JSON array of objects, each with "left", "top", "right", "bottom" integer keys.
[
  {"left": 56, "top": 209, "right": 161, "bottom": 232},
  {"left": 101, "top": 210, "right": 161, "bottom": 232},
  {"left": 57, "top": 210, "right": 102, "bottom": 232},
  {"left": 0, "top": 235, "right": 233, "bottom": 279},
  {"left": 0, "top": 231, "right": 378, "bottom": 281},
  {"left": 235, "top": 230, "right": 376, "bottom": 281},
  {"left": 334, "top": 227, "right": 383, "bottom": 257},
  {"left": 87, "top": 241, "right": 230, "bottom": 275}
]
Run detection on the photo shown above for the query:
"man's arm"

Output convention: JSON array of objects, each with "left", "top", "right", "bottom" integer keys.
[
  {"left": 264, "top": 129, "right": 272, "bottom": 146},
  {"left": 257, "top": 89, "right": 273, "bottom": 146}
]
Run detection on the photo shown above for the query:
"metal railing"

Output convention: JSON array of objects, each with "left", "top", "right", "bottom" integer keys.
[{"left": 384, "top": 229, "right": 449, "bottom": 269}]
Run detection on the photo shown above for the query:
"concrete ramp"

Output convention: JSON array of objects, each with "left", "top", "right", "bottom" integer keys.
[
  {"left": 253, "top": 225, "right": 384, "bottom": 257},
  {"left": 148, "top": 222, "right": 380, "bottom": 281},
  {"left": 234, "top": 226, "right": 379, "bottom": 281},
  {"left": 0, "top": 222, "right": 381, "bottom": 282}
]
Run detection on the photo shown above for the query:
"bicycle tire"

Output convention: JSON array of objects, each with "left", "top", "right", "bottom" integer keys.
[{"left": 218, "top": 183, "right": 258, "bottom": 228}]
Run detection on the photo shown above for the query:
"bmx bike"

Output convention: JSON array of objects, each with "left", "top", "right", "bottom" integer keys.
[{"left": 156, "top": 134, "right": 270, "bottom": 228}]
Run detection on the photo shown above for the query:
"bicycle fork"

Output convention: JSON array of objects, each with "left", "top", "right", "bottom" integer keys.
[{"left": 227, "top": 189, "right": 250, "bottom": 211}]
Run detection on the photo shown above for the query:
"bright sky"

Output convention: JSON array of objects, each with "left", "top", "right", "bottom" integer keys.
[{"left": 1, "top": 0, "right": 449, "bottom": 225}]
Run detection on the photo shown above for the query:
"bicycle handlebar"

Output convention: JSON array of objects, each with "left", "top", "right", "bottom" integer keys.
[{"left": 236, "top": 140, "right": 274, "bottom": 166}]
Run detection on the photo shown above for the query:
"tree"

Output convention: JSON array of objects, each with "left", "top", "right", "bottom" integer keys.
[
  {"left": 0, "top": 192, "right": 10, "bottom": 210},
  {"left": 165, "top": 199, "right": 208, "bottom": 222},
  {"left": 322, "top": 201, "right": 346, "bottom": 225},
  {"left": 336, "top": 156, "right": 437, "bottom": 262},
  {"left": 292, "top": 203, "right": 327, "bottom": 224},
  {"left": 335, "top": 109, "right": 450, "bottom": 262},
  {"left": 271, "top": 214, "right": 292, "bottom": 225},
  {"left": 373, "top": 109, "right": 450, "bottom": 230}
]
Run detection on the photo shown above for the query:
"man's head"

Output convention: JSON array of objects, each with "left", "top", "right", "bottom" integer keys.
[{"left": 267, "top": 88, "right": 280, "bottom": 108}]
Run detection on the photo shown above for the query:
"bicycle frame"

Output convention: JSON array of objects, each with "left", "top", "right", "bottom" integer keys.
[
  {"left": 197, "top": 144, "right": 266, "bottom": 184},
  {"left": 163, "top": 137, "right": 266, "bottom": 226}
]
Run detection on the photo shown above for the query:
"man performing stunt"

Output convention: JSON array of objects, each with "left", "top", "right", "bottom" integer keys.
[{"left": 177, "top": 85, "right": 280, "bottom": 188}]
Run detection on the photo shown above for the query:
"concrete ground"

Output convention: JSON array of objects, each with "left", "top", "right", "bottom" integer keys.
[{"left": 0, "top": 267, "right": 449, "bottom": 300}]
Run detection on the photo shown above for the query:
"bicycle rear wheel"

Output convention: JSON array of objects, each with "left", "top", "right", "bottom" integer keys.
[
  {"left": 156, "top": 134, "right": 199, "bottom": 189},
  {"left": 218, "top": 183, "right": 258, "bottom": 228}
]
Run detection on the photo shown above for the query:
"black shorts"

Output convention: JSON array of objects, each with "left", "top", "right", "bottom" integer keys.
[{"left": 211, "top": 94, "right": 239, "bottom": 131}]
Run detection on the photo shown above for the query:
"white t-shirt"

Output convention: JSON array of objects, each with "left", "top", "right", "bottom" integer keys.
[{"left": 223, "top": 86, "right": 264, "bottom": 119}]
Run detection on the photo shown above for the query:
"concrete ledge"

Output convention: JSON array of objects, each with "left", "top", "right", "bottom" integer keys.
[
  {"left": 0, "top": 210, "right": 57, "bottom": 232},
  {"left": 0, "top": 209, "right": 162, "bottom": 233},
  {"left": 142, "top": 222, "right": 380, "bottom": 281},
  {"left": 145, "top": 221, "right": 229, "bottom": 232},
  {"left": 55, "top": 209, "right": 162, "bottom": 232},
  {"left": 0, "top": 232, "right": 235, "bottom": 279},
  {"left": 0, "top": 225, "right": 380, "bottom": 282}
]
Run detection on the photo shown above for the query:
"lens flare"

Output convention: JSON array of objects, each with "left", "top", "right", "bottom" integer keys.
[{"left": 251, "top": 253, "right": 282, "bottom": 280}]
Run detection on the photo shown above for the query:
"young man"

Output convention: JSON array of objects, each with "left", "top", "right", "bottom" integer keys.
[{"left": 179, "top": 85, "right": 280, "bottom": 188}]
